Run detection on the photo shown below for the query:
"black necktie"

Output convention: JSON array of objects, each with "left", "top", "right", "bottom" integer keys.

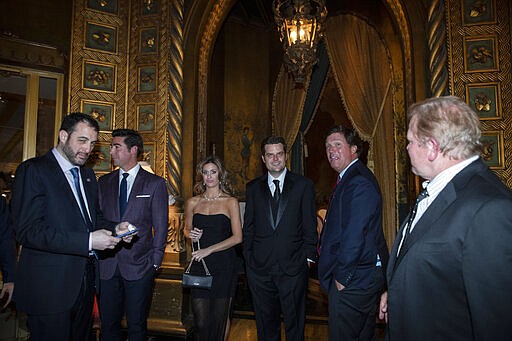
[
  {"left": 273, "top": 179, "right": 281, "bottom": 202},
  {"left": 272, "top": 179, "right": 280, "bottom": 222},
  {"left": 119, "top": 173, "right": 129, "bottom": 218},
  {"left": 401, "top": 188, "right": 429, "bottom": 252},
  {"left": 70, "top": 167, "right": 92, "bottom": 231}
]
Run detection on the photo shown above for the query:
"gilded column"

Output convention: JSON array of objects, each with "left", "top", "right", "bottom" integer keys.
[
  {"left": 164, "top": 0, "right": 186, "bottom": 265},
  {"left": 427, "top": 0, "right": 449, "bottom": 97}
]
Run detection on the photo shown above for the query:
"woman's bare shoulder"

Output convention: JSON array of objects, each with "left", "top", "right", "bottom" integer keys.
[{"left": 186, "top": 195, "right": 202, "bottom": 207}]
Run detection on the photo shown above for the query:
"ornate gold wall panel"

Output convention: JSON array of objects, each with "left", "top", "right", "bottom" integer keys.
[
  {"left": 68, "top": 0, "right": 172, "bottom": 181},
  {"left": 69, "top": 1, "right": 129, "bottom": 151},
  {"left": 447, "top": 0, "right": 512, "bottom": 187}
]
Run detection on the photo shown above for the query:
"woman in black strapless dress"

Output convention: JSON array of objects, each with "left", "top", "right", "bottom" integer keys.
[{"left": 184, "top": 156, "right": 242, "bottom": 341}]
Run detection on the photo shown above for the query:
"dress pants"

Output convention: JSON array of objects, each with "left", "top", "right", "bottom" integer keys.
[
  {"left": 327, "top": 266, "right": 384, "bottom": 341},
  {"left": 247, "top": 263, "right": 308, "bottom": 341},
  {"left": 27, "top": 257, "right": 96, "bottom": 341},
  {"left": 99, "top": 266, "right": 155, "bottom": 341}
]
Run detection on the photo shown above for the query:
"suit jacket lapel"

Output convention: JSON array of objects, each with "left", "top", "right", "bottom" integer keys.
[
  {"left": 322, "top": 161, "right": 357, "bottom": 237},
  {"left": 274, "top": 173, "right": 291, "bottom": 227},
  {"left": 125, "top": 169, "right": 146, "bottom": 214},
  {"left": 393, "top": 186, "right": 456, "bottom": 270},
  {"left": 47, "top": 152, "right": 76, "bottom": 206},
  {"left": 46, "top": 152, "right": 89, "bottom": 231},
  {"left": 258, "top": 176, "right": 275, "bottom": 229},
  {"left": 80, "top": 167, "right": 97, "bottom": 226},
  {"left": 392, "top": 159, "right": 486, "bottom": 273},
  {"left": 104, "top": 169, "right": 121, "bottom": 219}
]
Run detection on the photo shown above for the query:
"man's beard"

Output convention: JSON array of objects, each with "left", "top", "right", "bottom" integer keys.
[{"left": 62, "top": 141, "right": 88, "bottom": 166}]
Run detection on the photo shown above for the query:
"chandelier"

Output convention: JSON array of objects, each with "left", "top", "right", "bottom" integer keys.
[{"left": 273, "top": 0, "right": 327, "bottom": 84}]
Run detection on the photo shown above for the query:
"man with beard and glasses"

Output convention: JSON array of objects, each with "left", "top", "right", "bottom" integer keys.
[{"left": 10, "top": 112, "right": 134, "bottom": 341}]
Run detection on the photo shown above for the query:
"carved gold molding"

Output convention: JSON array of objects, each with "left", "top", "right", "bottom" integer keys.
[
  {"left": 197, "top": 0, "right": 234, "bottom": 160},
  {"left": 447, "top": 0, "right": 512, "bottom": 187},
  {"left": 0, "top": 35, "right": 66, "bottom": 72}
]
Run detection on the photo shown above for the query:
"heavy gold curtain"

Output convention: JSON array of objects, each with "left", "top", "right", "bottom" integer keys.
[
  {"left": 271, "top": 66, "right": 310, "bottom": 151},
  {"left": 325, "top": 14, "right": 396, "bottom": 245}
]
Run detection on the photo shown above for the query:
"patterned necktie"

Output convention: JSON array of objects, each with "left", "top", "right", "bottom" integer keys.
[
  {"left": 70, "top": 167, "right": 92, "bottom": 231},
  {"left": 401, "top": 188, "right": 429, "bottom": 252},
  {"left": 119, "top": 173, "right": 129, "bottom": 218},
  {"left": 272, "top": 179, "right": 280, "bottom": 222}
]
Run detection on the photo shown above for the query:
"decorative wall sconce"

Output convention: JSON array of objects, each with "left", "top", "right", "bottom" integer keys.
[{"left": 273, "top": 0, "right": 327, "bottom": 84}]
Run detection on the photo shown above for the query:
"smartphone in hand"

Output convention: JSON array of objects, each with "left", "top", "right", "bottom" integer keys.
[{"left": 116, "top": 227, "right": 139, "bottom": 238}]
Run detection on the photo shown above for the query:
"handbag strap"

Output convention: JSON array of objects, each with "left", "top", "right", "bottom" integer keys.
[{"left": 184, "top": 239, "right": 211, "bottom": 276}]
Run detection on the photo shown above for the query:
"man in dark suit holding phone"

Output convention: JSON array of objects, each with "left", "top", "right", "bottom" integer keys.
[
  {"left": 243, "top": 136, "right": 317, "bottom": 341},
  {"left": 97, "top": 129, "right": 168, "bottom": 341},
  {"left": 10, "top": 113, "right": 131, "bottom": 341}
]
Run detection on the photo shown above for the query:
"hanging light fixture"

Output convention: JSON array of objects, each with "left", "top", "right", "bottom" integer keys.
[{"left": 273, "top": 0, "right": 327, "bottom": 84}]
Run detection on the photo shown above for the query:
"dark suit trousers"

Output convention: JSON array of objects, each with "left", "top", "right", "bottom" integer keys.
[
  {"left": 27, "top": 257, "right": 95, "bottom": 341},
  {"left": 247, "top": 263, "right": 308, "bottom": 341},
  {"left": 99, "top": 266, "right": 155, "bottom": 341},
  {"left": 327, "top": 266, "right": 384, "bottom": 341}
]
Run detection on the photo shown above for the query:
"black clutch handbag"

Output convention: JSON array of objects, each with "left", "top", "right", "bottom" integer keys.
[{"left": 182, "top": 240, "right": 213, "bottom": 289}]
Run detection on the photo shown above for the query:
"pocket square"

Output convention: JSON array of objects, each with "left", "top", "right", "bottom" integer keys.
[{"left": 136, "top": 194, "right": 151, "bottom": 198}]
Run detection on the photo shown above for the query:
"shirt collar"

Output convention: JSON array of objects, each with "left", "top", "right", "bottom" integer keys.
[
  {"left": 52, "top": 147, "right": 75, "bottom": 173},
  {"left": 339, "top": 158, "right": 358, "bottom": 181},
  {"left": 425, "top": 155, "right": 479, "bottom": 202},
  {"left": 267, "top": 168, "right": 287, "bottom": 187},
  {"left": 119, "top": 163, "right": 141, "bottom": 180}
]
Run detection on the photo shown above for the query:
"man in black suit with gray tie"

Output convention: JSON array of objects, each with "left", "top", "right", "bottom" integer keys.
[{"left": 243, "top": 136, "right": 317, "bottom": 341}]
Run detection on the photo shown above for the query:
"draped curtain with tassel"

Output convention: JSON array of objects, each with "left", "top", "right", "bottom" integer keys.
[
  {"left": 325, "top": 14, "right": 396, "bottom": 245},
  {"left": 271, "top": 66, "right": 310, "bottom": 154}
]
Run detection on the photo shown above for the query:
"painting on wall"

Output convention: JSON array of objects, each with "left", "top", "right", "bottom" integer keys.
[
  {"left": 140, "top": 27, "right": 158, "bottom": 54},
  {"left": 83, "top": 61, "right": 116, "bottom": 93},
  {"left": 141, "top": 0, "right": 158, "bottom": 15},
  {"left": 465, "top": 82, "right": 501, "bottom": 120},
  {"left": 142, "top": 143, "right": 155, "bottom": 171},
  {"left": 223, "top": 111, "right": 268, "bottom": 198},
  {"left": 88, "top": 143, "right": 112, "bottom": 172},
  {"left": 85, "top": 22, "right": 117, "bottom": 53},
  {"left": 464, "top": 36, "right": 498, "bottom": 72},
  {"left": 87, "top": 0, "right": 117, "bottom": 14},
  {"left": 480, "top": 131, "right": 504, "bottom": 169},
  {"left": 462, "top": 0, "right": 496, "bottom": 25},
  {"left": 81, "top": 100, "right": 114, "bottom": 131},
  {"left": 138, "top": 65, "right": 157, "bottom": 93},
  {"left": 137, "top": 104, "right": 156, "bottom": 132}
]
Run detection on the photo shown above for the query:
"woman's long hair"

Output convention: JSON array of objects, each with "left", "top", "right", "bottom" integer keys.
[{"left": 193, "top": 155, "right": 235, "bottom": 196}]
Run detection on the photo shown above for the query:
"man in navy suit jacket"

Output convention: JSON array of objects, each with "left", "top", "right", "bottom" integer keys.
[
  {"left": 98, "top": 129, "right": 168, "bottom": 341},
  {"left": 318, "top": 125, "right": 389, "bottom": 341},
  {"left": 10, "top": 113, "right": 129, "bottom": 341},
  {"left": 379, "top": 96, "right": 512, "bottom": 340},
  {"left": 243, "top": 136, "right": 317, "bottom": 341}
]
